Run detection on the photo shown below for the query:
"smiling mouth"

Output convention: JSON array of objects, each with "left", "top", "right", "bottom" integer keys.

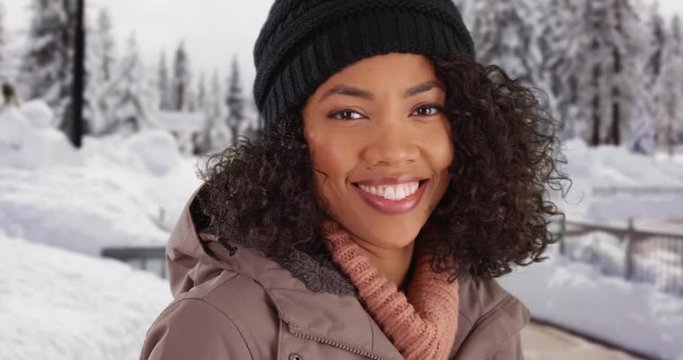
[
  {"left": 351, "top": 179, "right": 429, "bottom": 215},
  {"left": 354, "top": 180, "right": 428, "bottom": 201}
]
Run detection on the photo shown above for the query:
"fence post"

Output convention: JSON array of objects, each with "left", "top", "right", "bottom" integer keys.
[
  {"left": 559, "top": 216, "right": 566, "bottom": 255},
  {"left": 624, "top": 218, "right": 634, "bottom": 280}
]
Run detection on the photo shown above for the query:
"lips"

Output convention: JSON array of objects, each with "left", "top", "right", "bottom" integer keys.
[{"left": 352, "top": 176, "right": 429, "bottom": 215}]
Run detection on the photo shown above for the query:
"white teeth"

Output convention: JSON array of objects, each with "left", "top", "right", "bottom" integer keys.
[
  {"left": 357, "top": 181, "right": 421, "bottom": 201},
  {"left": 395, "top": 186, "right": 406, "bottom": 200},
  {"left": 385, "top": 186, "right": 396, "bottom": 200}
]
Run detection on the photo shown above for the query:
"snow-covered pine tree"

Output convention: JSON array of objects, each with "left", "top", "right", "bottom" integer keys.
[
  {"left": 645, "top": 2, "right": 665, "bottom": 88},
  {"left": 226, "top": 56, "right": 245, "bottom": 146},
  {"left": 171, "top": 42, "right": 191, "bottom": 112},
  {"left": 208, "top": 70, "right": 224, "bottom": 122},
  {"left": 634, "top": 2, "right": 666, "bottom": 154},
  {"left": 157, "top": 51, "right": 171, "bottom": 110},
  {"left": 469, "top": 0, "right": 535, "bottom": 81},
  {"left": 85, "top": 8, "right": 118, "bottom": 135},
  {"left": 107, "top": 34, "right": 159, "bottom": 134},
  {"left": 20, "top": 0, "right": 77, "bottom": 128},
  {"left": 0, "top": 1, "right": 6, "bottom": 77},
  {"left": 212, "top": 71, "right": 231, "bottom": 149},
  {"left": 92, "top": 9, "right": 114, "bottom": 83},
  {"left": 191, "top": 72, "right": 210, "bottom": 153},
  {"left": 568, "top": 0, "right": 652, "bottom": 147},
  {"left": 655, "top": 15, "right": 683, "bottom": 153},
  {"left": 196, "top": 72, "right": 207, "bottom": 112},
  {"left": 199, "top": 69, "right": 230, "bottom": 152},
  {"left": 522, "top": 0, "right": 584, "bottom": 139}
]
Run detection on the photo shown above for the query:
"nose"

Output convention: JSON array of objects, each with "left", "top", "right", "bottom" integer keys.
[{"left": 362, "top": 117, "right": 419, "bottom": 167}]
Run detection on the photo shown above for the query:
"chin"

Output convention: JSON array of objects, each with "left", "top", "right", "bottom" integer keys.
[{"left": 357, "top": 218, "right": 426, "bottom": 249}]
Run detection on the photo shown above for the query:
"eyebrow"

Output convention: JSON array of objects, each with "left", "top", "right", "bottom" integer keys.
[{"left": 319, "top": 81, "right": 444, "bottom": 102}]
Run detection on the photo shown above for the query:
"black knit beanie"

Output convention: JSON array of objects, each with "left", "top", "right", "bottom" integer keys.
[{"left": 253, "top": 0, "right": 475, "bottom": 127}]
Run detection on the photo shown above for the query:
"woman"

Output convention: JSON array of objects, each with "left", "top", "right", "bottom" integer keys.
[{"left": 141, "top": 0, "right": 565, "bottom": 359}]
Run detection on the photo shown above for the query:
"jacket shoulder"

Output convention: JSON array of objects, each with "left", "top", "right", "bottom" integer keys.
[
  {"left": 140, "top": 296, "right": 252, "bottom": 359},
  {"left": 451, "top": 276, "right": 530, "bottom": 359},
  {"left": 141, "top": 270, "right": 280, "bottom": 360}
]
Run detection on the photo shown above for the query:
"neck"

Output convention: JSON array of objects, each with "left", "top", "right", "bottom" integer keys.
[{"left": 350, "top": 236, "right": 415, "bottom": 288}]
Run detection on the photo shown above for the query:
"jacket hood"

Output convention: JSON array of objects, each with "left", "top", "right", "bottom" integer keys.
[
  {"left": 165, "top": 187, "right": 356, "bottom": 297},
  {"left": 165, "top": 188, "right": 405, "bottom": 359},
  {"left": 165, "top": 188, "right": 226, "bottom": 297}
]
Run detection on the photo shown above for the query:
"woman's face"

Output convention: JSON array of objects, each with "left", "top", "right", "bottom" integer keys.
[{"left": 302, "top": 53, "right": 453, "bottom": 250}]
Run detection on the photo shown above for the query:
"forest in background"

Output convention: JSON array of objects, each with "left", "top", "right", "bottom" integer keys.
[
  {"left": 1, "top": 0, "right": 682, "bottom": 155},
  {"left": 456, "top": 0, "right": 683, "bottom": 153},
  {"left": 0, "top": 0, "right": 254, "bottom": 155}
]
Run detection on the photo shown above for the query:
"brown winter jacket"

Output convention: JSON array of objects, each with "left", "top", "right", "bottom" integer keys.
[{"left": 140, "top": 192, "right": 530, "bottom": 360}]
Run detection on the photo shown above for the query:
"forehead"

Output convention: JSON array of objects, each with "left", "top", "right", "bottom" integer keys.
[{"left": 309, "top": 53, "right": 441, "bottom": 100}]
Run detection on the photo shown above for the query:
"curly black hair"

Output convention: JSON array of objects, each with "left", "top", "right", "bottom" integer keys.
[{"left": 199, "top": 56, "right": 569, "bottom": 280}]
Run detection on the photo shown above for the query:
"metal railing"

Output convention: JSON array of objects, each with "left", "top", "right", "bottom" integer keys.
[
  {"left": 101, "top": 218, "right": 683, "bottom": 296},
  {"left": 101, "top": 246, "right": 167, "bottom": 278},
  {"left": 558, "top": 218, "right": 683, "bottom": 296}
]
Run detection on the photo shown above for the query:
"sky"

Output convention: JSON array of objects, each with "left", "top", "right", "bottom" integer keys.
[
  {"left": 3, "top": 0, "right": 683, "bottom": 93},
  {"left": 3, "top": 0, "right": 274, "bottom": 91}
]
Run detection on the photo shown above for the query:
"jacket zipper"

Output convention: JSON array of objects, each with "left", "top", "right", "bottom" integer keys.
[{"left": 287, "top": 322, "right": 386, "bottom": 360}]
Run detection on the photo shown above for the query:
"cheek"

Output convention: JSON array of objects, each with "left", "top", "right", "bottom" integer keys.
[
  {"left": 304, "top": 124, "right": 359, "bottom": 204},
  {"left": 427, "top": 121, "right": 455, "bottom": 172},
  {"left": 425, "top": 121, "right": 455, "bottom": 198},
  {"left": 306, "top": 128, "right": 347, "bottom": 177}
]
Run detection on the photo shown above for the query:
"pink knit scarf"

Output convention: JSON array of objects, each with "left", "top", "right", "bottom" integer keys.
[{"left": 322, "top": 220, "right": 459, "bottom": 360}]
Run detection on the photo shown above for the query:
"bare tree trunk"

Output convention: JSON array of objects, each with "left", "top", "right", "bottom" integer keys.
[{"left": 591, "top": 63, "right": 602, "bottom": 146}]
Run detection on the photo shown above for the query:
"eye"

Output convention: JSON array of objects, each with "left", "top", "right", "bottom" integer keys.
[
  {"left": 328, "top": 109, "right": 365, "bottom": 121},
  {"left": 411, "top": 104, "right": 444, "bottom": 117}
]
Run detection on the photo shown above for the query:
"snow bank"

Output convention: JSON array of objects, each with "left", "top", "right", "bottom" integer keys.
[
  {"left": 556, "top": 139, "right": 683, "bottom": 220},
  {"left": 19, "top": 100, "right": 53, "bottom": 128},
  {"left": 500, "top": 246, "right": 683, "bottom": 360},
  {"left": 0, "top": 232, "right": 171, "bottom": 360},
  {"left": 0, "top": 103, "right": 82, "bottom": 169},
  {"left": 122, "top": 130, "right": 182, "bottom": 176},
  {"left": 0, "top": 115, "right": 202, "bottom": 255}
]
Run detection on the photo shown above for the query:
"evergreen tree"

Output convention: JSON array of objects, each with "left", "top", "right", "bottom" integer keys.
[
  {"left": 92, "top": 9, "right": 114, "bottom": 82},
  {"left": 86, "top": 8, "right": 117, "bottom": 135},
  {"left": 520, "top": 0, "right": 584, "bottom": 139},
  {"left": 645, "top": 2, "right": 665, "bottom": 88},
  {"left": 20, "top": 0, "right": 77, "bottom": 127},
  {"left": 635, "top": 2, "right": 666, "bottom": 153},
  {"left": 208, "top": 69, "right": 225, "bottom": 122},
  {"left": 470, "top": 0, "right": 534, "bottom": 81},
  {"left": 655, "top": 15, "right": 683, "bottom": 153},
  {"left": 226, "top": 56, "right": 245, "bottom": 146},
  {"left": 0, "top": 1, "right": 6, "bottom": 77},
  {"left": 171, "top": 42, "right": 191, "bottom": 111},
  {"left": 196, "top": 72, "right": 207, "bottom": 112},
  {"left": 107, "top": 34, "right": 159, "bottom": 134},
  {"left": 157, "top": 51, "right": 171, "bottom": 110},
  {"left": 197, "top": 70, "right": 230, "bottom": 153},
  {"left": 564, "top": 0, "right": 652, "bottom": 147}
]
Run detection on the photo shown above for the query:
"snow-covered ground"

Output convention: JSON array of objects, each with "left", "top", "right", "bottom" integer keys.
[
  {"left": 556, "top": 139, "right": 683, "bottom": 221},
  {"left": 1, "top": 102, "right": 682, "bottom": 359},
  {"left": 0, "top": 102, "right": 202, "bottom": 256},
  {"left": 0, "top": 231, "right": 171, "bottom": 360},
  {"left": 500, "top": 245, "right": 683, "bottom": 360},
  {"left": 0, "top": 102, "right": 199, "bottom": 359},
  {"left": 502, "top": 138, "right": 683, "bottom": 359}
]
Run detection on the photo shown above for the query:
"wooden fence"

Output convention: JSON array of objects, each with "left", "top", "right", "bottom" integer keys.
[{"left": 559, "top": 218, "right": 683, "bottom": 296}]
